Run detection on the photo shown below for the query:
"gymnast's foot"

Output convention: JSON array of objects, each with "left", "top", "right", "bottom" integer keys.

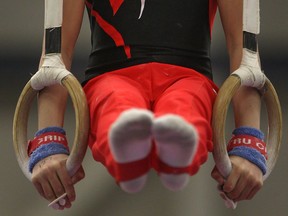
[
  {"left": 109, "top": 108, "right": 153, "bottom": 193},
  {"left": 152, "top": 114, "right": 199, "bottom": 191}
]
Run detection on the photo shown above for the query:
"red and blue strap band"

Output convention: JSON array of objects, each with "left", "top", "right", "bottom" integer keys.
[
  {"left": 28, "top": 127, "right": 70, "bottom": 173},
  {"left": 227, "top": 127, "right": 267, "bottom": 175},
  {"left": 227, "top": 134, "right": 267, "bottom": 159},
  {"left": 28, "top": 129, "right": 68, "bottom": 156}
]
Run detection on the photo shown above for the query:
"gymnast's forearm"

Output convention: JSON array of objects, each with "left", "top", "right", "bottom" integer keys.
[
  {"left": 232, "top": 87, "right": 261, "bottom": 129},
  {"left": 37, "top": 85, "right": 68, "bottom": 129},
  {"left": 37, "top": 0, "right": 85, "bottom": 130},
  {"left": 218, "top": 0, "right": 261, "bottom": 129}
]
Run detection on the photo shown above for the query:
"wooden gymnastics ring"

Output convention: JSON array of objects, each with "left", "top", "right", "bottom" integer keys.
[
  {"left": 13, "top": 74, "right": 89, "bottom": 181},
  {"left": 212, "top": 72, "right": 282, "bottom": 181}
]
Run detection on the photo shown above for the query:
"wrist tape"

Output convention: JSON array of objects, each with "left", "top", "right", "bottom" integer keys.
[
  {"left": 28, "top": 127, "right": 70, "bottom": 173},
  {"left": 227, "top": 127, "right": 267, "bottom": 175}
]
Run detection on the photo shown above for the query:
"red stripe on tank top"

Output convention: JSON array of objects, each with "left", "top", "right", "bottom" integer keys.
[
  {"left": 86, "top": 1, "right": 131, "bottom": 58},
  {"left": 109, "top": 0, "right": 124, "bottom": 15}
]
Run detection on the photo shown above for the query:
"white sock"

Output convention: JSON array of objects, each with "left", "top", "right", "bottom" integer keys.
[
  {"left": 109, "top": 108, "right": 154, "bottom": 193},
  {"left": 119, "top": 175, "right": 148, "bottom": 194},
  {"left": 152, "top": 114, "right": 198, "bottom": 191}
]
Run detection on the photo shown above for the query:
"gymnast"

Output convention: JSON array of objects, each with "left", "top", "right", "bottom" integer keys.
[{"left": 27, "top": 0, "right": 267, "bottom": 210}]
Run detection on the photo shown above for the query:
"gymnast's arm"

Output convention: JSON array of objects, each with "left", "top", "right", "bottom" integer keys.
[
  {"left": 211, "top": 0, "right": 263, "bottom": 202},
  {"left": 31, "top": 0, "right": 86, "bottom": 209}
]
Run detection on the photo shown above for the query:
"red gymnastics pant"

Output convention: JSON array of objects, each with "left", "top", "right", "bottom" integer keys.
[{"left": 83, "top": 63, "right": 218, "bottom": 183}]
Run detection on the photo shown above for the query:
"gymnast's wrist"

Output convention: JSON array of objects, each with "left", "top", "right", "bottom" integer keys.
[
  {"left": 227, "top": 126, "right": 267, "bottom": 175},
  {"left": 28, "top": 126, "right": 70, "bottom": 173}
]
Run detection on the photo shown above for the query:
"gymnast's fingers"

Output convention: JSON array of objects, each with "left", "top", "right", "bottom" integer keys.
[
  {"left": 246, "top": 183, "right": 262, "bottom": 200},
  {"left": 56, "top": 160, "right": 76, "bottom": 203},
  {"left": 71, "top": 166, "right": 85, "bottom": 185},
  {"left": 223, "top": 156, "right": 263, "bottom": 201},
  {"left": 211, "top": 166, "right": 225, "bottom": 186}
]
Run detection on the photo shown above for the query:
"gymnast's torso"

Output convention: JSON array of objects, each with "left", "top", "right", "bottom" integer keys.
[{"left": 84, "top": 0, "right": 217, "bottom": 82}]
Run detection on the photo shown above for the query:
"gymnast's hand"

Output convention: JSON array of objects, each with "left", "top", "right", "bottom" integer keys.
[
  {"left": 31, "top": 154, "right": 85, "bottom": 210},
  {"left": 211, "top": 155, "right": 263, "bottom": 202}
]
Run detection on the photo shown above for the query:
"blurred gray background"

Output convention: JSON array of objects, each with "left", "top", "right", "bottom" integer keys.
[{"left": 0, "top": 1, "right": 288, "bottom": 216}]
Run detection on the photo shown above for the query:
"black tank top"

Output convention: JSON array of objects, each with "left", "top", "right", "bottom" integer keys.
[{"left": 84, "top": 0, "right": 217, "bottom": 83}]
